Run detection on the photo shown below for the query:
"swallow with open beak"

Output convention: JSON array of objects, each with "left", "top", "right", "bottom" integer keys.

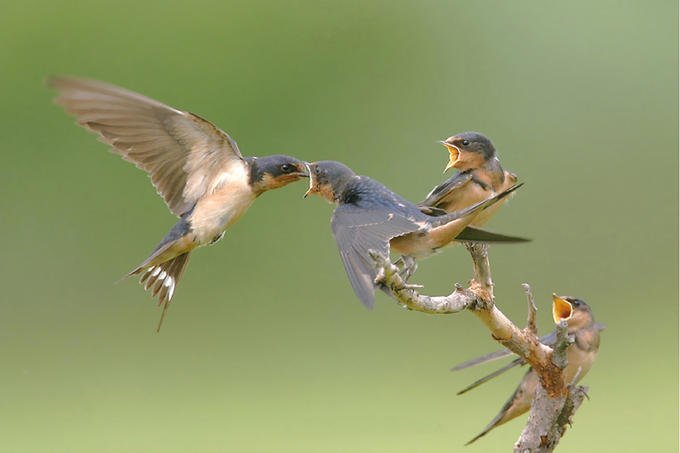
[
  {"left": 419, "top": 132, "right": 520, "bottom": 229},
  {"left": 452, "top": 295, "right": 604, "bottom": 445},
  {"left": 304, "top": 160, "right": 522, "bottom": 307},
  {"left": 48, "top": 76, "right": 309, "bottom": 330}
]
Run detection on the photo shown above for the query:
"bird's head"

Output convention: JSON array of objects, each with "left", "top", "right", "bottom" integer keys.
[
  {"left": 250, "top": 155, "right": 309, "bottom": 193},
  {"left": 440, "top": 131, "right": 496, "bottom": 172},
  {"left": 304, "top": 160, "right": 357, "bottom": 203},
  {"left": 552, "top": 294, "right": 595, "bottom": 331}
]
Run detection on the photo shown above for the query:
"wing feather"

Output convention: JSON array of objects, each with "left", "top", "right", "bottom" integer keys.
[
  {"left": 48, "top": 76, "right": 245, "bottom": 217},
  {"left": 331, "top": 205, "right": 420, "bottom": 307},
  {"left": 419, "top": 171, "right": 473, "bottom": 209}
]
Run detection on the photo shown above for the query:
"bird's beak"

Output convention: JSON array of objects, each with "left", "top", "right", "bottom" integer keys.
[
  {"left": 441, "top": 141, "right": 461, "bottom": 172},
  {"left": 552, "top": 294, "right": 573, "bottom": 324},
  {"left": 296, "top": 163, "right": 310, "bottom": 178},
  {"left": 303, "top": 163, "right": 315, "bottom": 198},
  {"left": 304, "top": 186, "right": 314, "bottom": 198}
]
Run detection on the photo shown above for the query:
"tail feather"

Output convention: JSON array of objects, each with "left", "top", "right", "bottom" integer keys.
[
  {"left": 465, "top": 394, "right": 516, "bottom": 445},
  {"left": 130, "top": 252, "right": 191, "bottom": 332},
  {"left": 465, "top": 369, "right": 536, "bottom": 445},
  {"left": 456, "top": 226, "right": 531, "bottom": 243},
  {"left": 456, "top": 358, "right": 524, "bottom": 395}
]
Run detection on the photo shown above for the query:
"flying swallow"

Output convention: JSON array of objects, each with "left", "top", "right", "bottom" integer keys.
[
  {"left": 304, "top": 160, "right": 522, "bottom": 307},
  {"left": 452, "top": 295, "right": 604, "bottom": 445},
  {"left": 419, "top": 131, "right": 520, "bottom": 228},
  {"left": 48, "top": 76, "right": 309, "bottom": 330}
]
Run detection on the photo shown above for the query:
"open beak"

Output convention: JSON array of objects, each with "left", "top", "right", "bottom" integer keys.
[
  {"left": 440, "top": 141, "right": 461, "bottom": 172},
  {"left": 552, "top": 294, "right": 573, "bottom": 324},
  {"left": 295, "top": 164, "right": 310, "bottom": 178},
  {"left": 303, "top": 163, "right": 315, "bottom": 198}
]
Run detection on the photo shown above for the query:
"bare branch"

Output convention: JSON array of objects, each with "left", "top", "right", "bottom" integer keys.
[
  {"left": 372, "top": 245, "right": 588, "bottom": 450},
  {"left": 370, "top": 250, "right": 473, "bottom": 314},
  {"left": 523, "top": 283, "right": 538, "bottom": 335},
  {"left": 513, "top": 317, "right": 575, "bottom": 451},
  {"left": 551, "top": 320, "right": 570, "bottom": 369},
  {"left": 464, "top": 242, "right": 494, "bottom": 303},
  {"left": 515, "top": 384, "right": 588, "bottom": 452}
]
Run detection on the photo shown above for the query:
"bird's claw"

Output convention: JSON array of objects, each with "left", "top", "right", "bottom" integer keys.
[{"left": 395, "top": 255, "right": 418, "bottom": 281}]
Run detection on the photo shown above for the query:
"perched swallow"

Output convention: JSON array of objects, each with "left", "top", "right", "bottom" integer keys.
[
  {"left": 419, "top": 131, "right": 519, "bottom": 228},
  {"left": 452, "top": 295, "right": 604, "bottom": 445},
  {"left": 304, "top": 160, "right": 522, "bottom": 307},
  {"left": 48, "top": 76, "right": 309, "bottom": 330}
]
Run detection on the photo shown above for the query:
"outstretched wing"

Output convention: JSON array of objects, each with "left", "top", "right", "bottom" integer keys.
[
  {"left": 331, "top": 204, "right": 420, "bottom": 308},
  {"left": 48, "top": 76, "right": 245, "bottom": 217}
]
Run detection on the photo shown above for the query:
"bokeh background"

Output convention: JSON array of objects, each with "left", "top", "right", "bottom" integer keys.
[{"left": 1, "top": 1, "right": 677, "bottom": 451}]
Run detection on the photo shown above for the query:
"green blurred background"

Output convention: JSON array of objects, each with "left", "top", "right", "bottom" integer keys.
[{"left": 1, "top": 1, "right": 677, "bottom": 451}]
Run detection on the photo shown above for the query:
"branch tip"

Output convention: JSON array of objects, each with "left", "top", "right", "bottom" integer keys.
[{"left": 523, "top": 283, "right": 538, "bottom": 335}]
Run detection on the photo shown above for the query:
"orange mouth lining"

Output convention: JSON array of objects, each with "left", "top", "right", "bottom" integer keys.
[
  {"left": 443, "top": 143, "right": 461, "bottom": 171},
  {"left": 552, "top": 294, "right": 573, "bottom": 323}
]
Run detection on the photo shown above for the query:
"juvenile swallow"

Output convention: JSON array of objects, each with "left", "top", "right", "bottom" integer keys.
[
  {"left": 304, "top": 160, "right": 522, "bottom": 307},
  {"left": 452, "top": 295, "right": 604, "bottom": 445},
  {"left": 419, "top": 131, "right": 519, "bottom": 228},
  {"left": 48, "top": 76, "right": 309, "bottom": 330}
]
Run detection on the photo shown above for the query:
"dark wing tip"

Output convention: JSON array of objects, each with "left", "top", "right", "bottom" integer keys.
[
  {"left": 456, "top": 226, "right": 532, "bottom": 244},
  {"left": 360, "top": 296, "right": 375, "bottom": 309},
  {"left": 465, "top": 431, "right": 488, "bottom": 446}
]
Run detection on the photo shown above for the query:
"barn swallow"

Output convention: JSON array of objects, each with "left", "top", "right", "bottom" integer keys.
[
  {"left": 452, "top": 295, "right": 604, "bottom": 445},
  {"left": 48, "top": 76, "right": 309, "bottom": 330},
  {"left": 419, "top": 131, "right": 519, "bottom": 228},
  {"left": 304, "top": 160, "right": 522, "bottom": 307}
]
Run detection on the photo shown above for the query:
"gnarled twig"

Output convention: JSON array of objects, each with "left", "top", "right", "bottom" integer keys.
[{"left": 372, "top": 245, "right": 588, "bottom": 451}]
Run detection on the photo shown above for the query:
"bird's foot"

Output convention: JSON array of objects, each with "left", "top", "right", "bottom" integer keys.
[{"left": 395, "top": 255, "right": 418, "bottom": 282}]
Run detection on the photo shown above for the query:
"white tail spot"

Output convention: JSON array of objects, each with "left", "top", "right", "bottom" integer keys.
[{"left": 165, "top": 278, "right": 175, "bottom": 300}]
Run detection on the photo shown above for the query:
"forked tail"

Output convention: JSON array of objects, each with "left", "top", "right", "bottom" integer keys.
[{"left": 130, "top": 252, "right": 191, "bottom": 332}]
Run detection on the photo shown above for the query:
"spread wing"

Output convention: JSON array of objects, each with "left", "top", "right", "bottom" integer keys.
[
  {"left": 48, "top": 76, "right": 245, "bottom": 217},
  {"left": 331, "top": 204, "right": 420, "bottom": 308},
  {"left": 418, "top": 171, "right": 473, "bottom": 209}
]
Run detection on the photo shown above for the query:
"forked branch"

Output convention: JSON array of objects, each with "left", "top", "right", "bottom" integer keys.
[{"left": 372, "top": 245, "right": 587, "bottom": 451}]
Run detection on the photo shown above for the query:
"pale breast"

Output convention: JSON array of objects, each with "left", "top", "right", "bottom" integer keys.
[
  {"left": 470, "top": 171, "right": 518, "bottom": 226},
  {"left": 563, "top": 347, "right": 597, "bottom": 384},
  {"left": 189, "top": 164, "right": 257, "bottom": 244}
]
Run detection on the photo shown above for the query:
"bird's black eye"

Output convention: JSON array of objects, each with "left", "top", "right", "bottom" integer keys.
[
  {"left": 280, "top": 164, "right": 294, "bottom": 173},
  {"left": 462, "top": 140, "right": 470, "bottom": 146}
]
